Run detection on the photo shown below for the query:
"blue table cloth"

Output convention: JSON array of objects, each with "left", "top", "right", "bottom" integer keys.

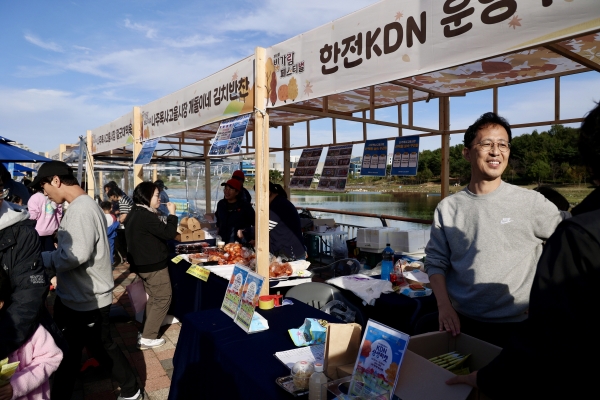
[{"left": 168, "top": 302, "right": 340, "bottom": 400}]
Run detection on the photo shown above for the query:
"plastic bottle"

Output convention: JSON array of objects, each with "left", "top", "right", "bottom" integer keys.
[
  {"left": 381, "top": 243, "right": 394, "bottom": 281},
  {"left": 308, "top": 362, "right": 328, "bottom": 400}
]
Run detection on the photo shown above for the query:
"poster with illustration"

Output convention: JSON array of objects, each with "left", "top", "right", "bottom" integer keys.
[
  {"left": 134, "top": 139, "right": 159, "bottom": 165},
  {"left": 290, "top": 147, "right": 323, "bottom": 189},
  {"left": 220, "top": 265, "right": 250, "bottom": 318},
  {"left": 208, "top": 113, "right": 251, "bottom": 156},
  {"left": 390, "top": 136, "right": 419, "bottom": 176},
  {"left": 361, "top": 139, "right": 387, "bottom": 176},
  {"left": 348, "top": 320, "right": 409, "bottom": 399},
  {"left": 233, "top": 270, "right": 266, "bottom": 332},
  {"left": 317, "top": 144, "right": 353, "bottom": 192}
]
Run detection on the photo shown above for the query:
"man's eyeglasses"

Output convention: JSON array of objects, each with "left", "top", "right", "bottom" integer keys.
[
  {"left": 0, "top": 188, "right": 9, "bottom": 200},
  {"left": 475, "top": 140, "right": 511, "bottom": 153}
]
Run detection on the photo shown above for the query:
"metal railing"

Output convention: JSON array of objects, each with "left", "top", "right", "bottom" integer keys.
[{"left": 297, "top": 207, "right": 433, "bottom": 228}]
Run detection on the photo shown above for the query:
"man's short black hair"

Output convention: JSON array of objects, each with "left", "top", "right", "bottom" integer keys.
[
  {"left": 38, "top": 174, "right": 80, "bottom": 187},
  {"left": 579, "top": 102, "right": 600, "bottom": 181},
  {"left": 100, "top": 201, "right": 113, "bottom": 211},
  {"left": 464, "top": 112, "right": 512, "bottom": 148}
]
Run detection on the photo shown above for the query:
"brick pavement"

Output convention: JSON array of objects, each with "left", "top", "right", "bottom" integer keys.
[{"left": 46, "top": 263, "right": 180, "bottom": 400}]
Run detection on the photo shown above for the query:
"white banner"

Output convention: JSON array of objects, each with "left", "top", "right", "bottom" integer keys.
[
  {"left": 265, "top": 0, "right": 600, "bottom": 107},
  {"left": 91, "top": 112, "right": 133, "bottom": 155},
  {"left": 141, "top": 56, "right": 254, "bottom": 140}
]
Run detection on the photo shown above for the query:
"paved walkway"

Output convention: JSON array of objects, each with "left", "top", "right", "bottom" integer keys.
[{"left": 46, "top": 263, "right": 180, "bottom": 400}]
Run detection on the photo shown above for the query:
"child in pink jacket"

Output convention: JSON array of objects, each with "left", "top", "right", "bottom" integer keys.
[{"left": 0, "top": 271, "right": 62, "bottom": 400}]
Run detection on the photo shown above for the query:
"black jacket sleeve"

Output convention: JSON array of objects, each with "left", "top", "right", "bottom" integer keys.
[
  {"left": 144, "top": 213, "right": 178, "bottom": 241},
  {"left": 0, "top": 224, "right": 47, "bottom": 359}
]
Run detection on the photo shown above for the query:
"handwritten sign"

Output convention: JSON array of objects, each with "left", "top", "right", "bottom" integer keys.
[{"left": 186, "top": 265, "right": 210, "bottom": 282}]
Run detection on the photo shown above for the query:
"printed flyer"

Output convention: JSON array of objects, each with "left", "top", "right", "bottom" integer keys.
[
  {"left": 290, "top": 147, "right": 323, "bottom": 189},
  {"left": 134, "top": 139, "right": 159, "bottom": 165},
  {"left": 220, "top": 265, "right": 250, "bottom": 318},
  {"left": 361, "top": 139, "right": 388, "bottom": 176},
  {"left": 208, "top": 113, "right": 251, "bottom": 156},
  {"left": 390, "top": 136, "right": 419, "bottom": 176},
  {"left": 317, "top": 144, "right": 353, "bottom": 192},
  {"left": 348, "top": 320, "right": 410, "bottom": 399},
  {"left": 233, "top": 270, "right": 266, "bottom": 332}
]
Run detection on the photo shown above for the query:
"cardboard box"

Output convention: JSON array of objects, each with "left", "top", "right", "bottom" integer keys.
[
  {"left": 178, "top": 227, "right": 192, "bottom": 235},
  {"left": 331, "top": 331, "right": 501, "bottom": 400},
  {"left": 187, "top": 217, "right": 201, "bottom": 231},
  {"left": 192, "top": 230, "right": 205, "bottom": 241},
  {"left": 177, "top": 233, "right": 195, "bottom": 242}
]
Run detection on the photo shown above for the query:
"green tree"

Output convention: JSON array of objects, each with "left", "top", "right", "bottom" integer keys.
[
  {"left": 269, "top": 169, "right": 282, "bottom": 182},
  {"left": 527, "top": 159, "right": 551, "bottom": 184}
]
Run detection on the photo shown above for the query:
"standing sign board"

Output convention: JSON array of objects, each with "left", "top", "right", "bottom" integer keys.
[
  {"left": 208, "top": 113, "right": 251, "bottom": 156},
  {"left": 264, "top": 1, "right": 600, "bottom": 109},
  {"left": 318, "top": 144, "right": 353, "bottom": 192},
  {"left": 391, "top": 136, "right": 419, "bottom": 176},
  {"left": 361, "top": 139, "right": 388, "bottom": 176},
  {"left": 134, "top": 139, "right": 159, "bottom": 165},
  {"left": 290, "top": 147, "right": 323, "bottom": 189},
  {"left": 90, "top": 112, "right": 133, "bottom": 155},
  {"left": 141, "top": 56, "right": 254, "bottom": 141},
  {"left": 233, "top": 270, "right": 267, "bottom": 333}
]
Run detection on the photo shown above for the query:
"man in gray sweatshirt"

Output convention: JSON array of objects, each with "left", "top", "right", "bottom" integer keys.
[
  {"left": 30, "top": 161, "right": 142, "bottom": 400},
  {"left": 424, "top": 112, "right": 566, "bottom": 347}
]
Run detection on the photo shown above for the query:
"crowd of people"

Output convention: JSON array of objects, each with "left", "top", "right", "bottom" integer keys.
[{"left": 0, "top": 102, "right": 598, "bottom": 399}]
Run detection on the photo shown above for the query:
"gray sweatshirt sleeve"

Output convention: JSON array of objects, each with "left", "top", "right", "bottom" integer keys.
[
  {"left": 532, "top": 194, "right": 568, "bottom": 239},
  {"left": 424, "top": 206, "right": 452, "bottom": 278}
]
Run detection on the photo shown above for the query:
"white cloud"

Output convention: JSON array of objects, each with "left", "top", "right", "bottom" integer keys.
[
  {"left": 163, "top": 35, "right": 220, "bottom": 48},
  {"left": 124, "top": 19, "right": 157, "bottom": 39},
  {"left": 216, "top": 0, "right": 379, "bottom": 37},
  {"left": 24, "top": 34, "right": 63, "bottom": 52}
]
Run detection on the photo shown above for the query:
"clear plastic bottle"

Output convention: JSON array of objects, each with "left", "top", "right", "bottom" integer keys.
[
  {"left": 308, "top": 362, "right": 328, "bottom": 400},
  {"left": 381, "top": 243, "right": 394, "bottom": 281}
]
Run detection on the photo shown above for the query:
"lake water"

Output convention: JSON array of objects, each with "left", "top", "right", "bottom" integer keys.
[{"left": 167, "top": 187, "right": 440, "bottom": 230}]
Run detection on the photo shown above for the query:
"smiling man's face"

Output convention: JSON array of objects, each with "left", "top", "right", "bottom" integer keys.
[{"left": 463, "top": 124, "right": 510, "bottom": 184}]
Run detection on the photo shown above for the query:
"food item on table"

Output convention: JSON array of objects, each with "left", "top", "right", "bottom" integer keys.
[
  {"left": 291, "top": 361, "right": 314, "bottom": 390},
  {"left": 269, "top": 261, "right": 293, "bottom": 278},
  {"left": 428, "top": 352, "right": 471, "bottom": 371}
]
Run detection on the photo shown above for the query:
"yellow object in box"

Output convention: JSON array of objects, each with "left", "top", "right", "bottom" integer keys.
[{"left": 0, "top": 358, "right": 20, "bottom": 386}]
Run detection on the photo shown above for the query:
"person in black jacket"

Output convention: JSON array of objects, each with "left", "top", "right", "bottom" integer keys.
[
  {"left": 124, "top": 182, "right": 178, "bottom": 350},
  {"left": 268, "top": 182, "right": 304, "bottom": 247},
  {"left": 0, "top": 177, "right": 48, "bottom": 361},
  {"left": 215, "top": 179, "right": 255, "bottom": 244},
  {"left": 231, "top": 170, "right": 252, "bottom": 204},
  {"left": 446, "top": 102, "right": 600, "bottom": 399}
]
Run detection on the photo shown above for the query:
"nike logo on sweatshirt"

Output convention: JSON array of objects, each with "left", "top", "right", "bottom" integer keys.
[{"left": 500, "top": 218, "right": 513, "bottom": 224}]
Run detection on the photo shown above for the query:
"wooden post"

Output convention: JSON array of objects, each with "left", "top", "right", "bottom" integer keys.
[
  {"left": 306, "top": 121, "right": 311, "bottom": 147},
  {"left": 408, "top": 88, "right": 414, "bottom": 127},
  {"left": 362, "top": 111, "right": 367, "bottom": 141},
  {"left": 152, "top": 165, "right": 158, "bottom": 182},
  {"left": 493, "top": 87, "right": 498, "bottom": 115},
  {"left": 440, "top": 97, "right": 450, "bottom": 199},
  {"left": 283, "top": 125, "right": 291, "bottom": 198},
  {"left": 204, "top": 141, "right": 212, "bottom": 214},
  {"left": 133, "top": 106, "right": 144, "bottom": 188},
  {"left": 86, "top": 130, "right": 95, "bottom": 198},
  {"left": 397, "top": 104, "right": 403, "bottom": 137},
  {"left": 370, "top": 86, "right": 375, "bottom": 120},
  {"left": 555, "top": 76, "right": 560, "bottom": 121},
  {"left": 332, "top": 118, "right": 337, "bottom": 144},
  {"left": 254, "top": 47, "right": 270, "bottom": 294},
  {"left": 123, "top": 170, "right": 129, "bottom": 194},
  {"left": 98, "top": 171, "right": 104, "bottom": 194},
  {"left": 59, "top": 144, "right": 66, "bottom": 161}
]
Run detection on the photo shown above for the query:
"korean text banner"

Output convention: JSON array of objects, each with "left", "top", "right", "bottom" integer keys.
[
  {"left": 391, "top": 136, "right": 419, "bottom": 176},
  {"left": 91, "top": 112, "right": 133, "bottom": 155},
  {"left": 361, "top": 139, "right": 388, "bottom": 177},
  {"left": 318, "top": 144, "right": 353, "bottom": 192},
  {"left": 290, "top": 147, "right": 323, "bottom": 189},
  {"left": 265, "top": 0, "right": 600, "bottom": 107},
  {"left": 208, "top": 114, "right": 251, "bottom": 157},
  {"left": 141, "top": 56, "right": 254, "bottom": 140}
]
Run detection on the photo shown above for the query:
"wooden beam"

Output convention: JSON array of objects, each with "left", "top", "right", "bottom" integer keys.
[
  {"left": 444, "top": 117, "right": 585, "bottom": 135},
  {"left": 86, "top": 130, "right": 95, "bottom": 198},
  {"left": 283, "top": 126, "right": 291, "bottom": 198},
  {"left": 555, "top": 76, "right": 560, "bottom": 121},
  {"left": 440, "top": 97, "right": 450, "bottom": 200},
  {"left": 390, "top": 80, "right": 442, "bottom": 96},
  {"left": 323, "top": 96, "right": 328, "bottom": 113},
  {"left": 408, "top": 88, "right": 414, "bottom": 126},
  {"left": 278, "top": 105, "right": 441, "bottom": 134},
  {"left": 254, "top": 47, "right": 270, "bottom": 295},
  {"left": 362, "top": 111, "right": 367, "bottom": 141},
  {"left": 369, "top": 86, "right": 375, "bottom": 120},
  {"left": 545, "top": 43, "right": 600, "bottom": 73},
  {"left": 332, "top": 118, "right": 337, "bottom": 144},
  {"left": 493, "top": 87, "right": 498, "bottom": 115},
  {"left": 397, "top": 104, "right": 402, "bottom": 137},
  {"left": 278, "top": 102, "right": 353, "bottom": 116},
  {"left": 306, "top": 120, "right": 311, "bottom": 147},
  {"left": 204, "top": 141, "right": 212, "bottom": 214},
  {"left": 133, "top": 106, "right": 143, "bottom": 188}
]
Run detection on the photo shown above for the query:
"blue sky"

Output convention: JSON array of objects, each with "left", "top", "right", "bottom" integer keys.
[{"left": 1, "top": 0, "right": 599, "bottom": 159}]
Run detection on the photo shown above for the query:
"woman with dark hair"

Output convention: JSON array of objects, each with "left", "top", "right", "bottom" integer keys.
[
  {"left": 268, "top": 182, "right": 304, "bottom": 246},
  {"left": 124, "top": 181, "right": 178, "bottom": 350}
]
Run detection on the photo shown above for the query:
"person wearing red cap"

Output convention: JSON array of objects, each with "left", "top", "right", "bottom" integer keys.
[
  {"left": 215, "top": 178, "right": 255, "bottom": 244},
  {"left": 231, "top": 170, "right": 252, "bottom": 204}
]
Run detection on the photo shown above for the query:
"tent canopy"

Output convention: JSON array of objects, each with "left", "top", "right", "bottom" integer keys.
[{"left": 0, "top": 142, "right": 52, "bottom": 163}]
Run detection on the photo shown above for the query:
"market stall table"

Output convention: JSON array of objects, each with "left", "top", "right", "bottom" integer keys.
[
  {"left": 168, "top": 301, "right": 341, "bottom": 400},
  {"left": 304, "top": 230, "right": 348, "bottom": 266}
]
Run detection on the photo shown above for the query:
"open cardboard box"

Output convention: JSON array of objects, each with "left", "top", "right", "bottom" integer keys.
[
  {"left": 330, "top": 331, "right": 501, "bottom": 400},
  {"left": 312, "top": 218, "right": 336, "bottom": 229}
]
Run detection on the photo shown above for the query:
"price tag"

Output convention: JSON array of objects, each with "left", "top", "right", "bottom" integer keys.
[
  {"left": 186, "top": 265, "right": 210, "bottom": 282},
  {"left": 171, "top": 255, "right": 183, "bottom": 264}
]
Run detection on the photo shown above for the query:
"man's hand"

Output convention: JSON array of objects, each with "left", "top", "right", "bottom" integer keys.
[
  {"left": 0, "top": 383, "right": 13, "bottom": 400},
  {"left": 166, "top": 202, "right": 176, "bottom": 215},
  {"left": 446, "top": 371, "right": 478, "bottom": 388},
  {"left": 438, "top": 303, "right": 460, "bottom": 336}
]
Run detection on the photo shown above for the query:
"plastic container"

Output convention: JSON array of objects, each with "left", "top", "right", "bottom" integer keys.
[
  {"left": 381, "top": 244, "right": 394, "bottom": 281},
  {"left": 291, "top": 361, "right": 314, "bottom": 390},
  {"left": 309, "top": 362, "right": 328, "bottom": 400}
]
